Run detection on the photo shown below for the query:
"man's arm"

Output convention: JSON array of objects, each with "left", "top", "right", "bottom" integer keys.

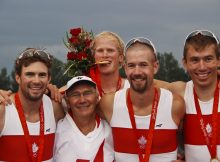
[
  {"left": 0, "top": 104, "right": 5, "bottom": 134},
  {"left": 97, "top": 93, "right": 115, "bottom": 123},
  {"left": 171, "top": 93, "right": 186, "bottom": 162},
  {"left": 52, "top": 101, "right": 65, "bottom": 123},
  {"left": 154, "top": 79, "right": 186, "bottom": 97}
]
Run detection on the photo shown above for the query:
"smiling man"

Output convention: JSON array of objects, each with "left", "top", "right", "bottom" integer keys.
[
  {"left": 54, "top": 76, "right": 114, "bottom": 162},
  {"left": 0, "top": 48, "right": 64, "bottom": 162},
  {"left": 98, "top": 37, "right": 185, "bottom": 162}
]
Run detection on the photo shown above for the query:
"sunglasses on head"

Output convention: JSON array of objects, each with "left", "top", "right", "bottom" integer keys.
[
  {"left": 18, "top": 48, "right": 53, "bottom": 62},
  {"left": 185, "top": 30, "right": 219, "bottom": 44},
  {"left": 125, "top": 37, "right": 157, "bottom": 54}
]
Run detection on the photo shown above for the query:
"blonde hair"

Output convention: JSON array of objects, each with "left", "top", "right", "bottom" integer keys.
[{"left": 91, "top": 31, "right": 125, "bottom": 56}]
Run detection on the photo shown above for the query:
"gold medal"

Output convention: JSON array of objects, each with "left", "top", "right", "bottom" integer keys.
[{"left": 210, "top": 158, "right": 220, "bottom": 162}]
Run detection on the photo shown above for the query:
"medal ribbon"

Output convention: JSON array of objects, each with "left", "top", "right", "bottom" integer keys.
[
  {"left": 89, "top": 66, "right": 122, "bottom": 97},
  {"left": 126, "top": 88, "right": 159, "bottom": 162},
  {"left": 193, "top": 81, "right": 219, "bottom": 159},
  {"left": 15, "top": 93, "right": 45, "bottom": 162}
]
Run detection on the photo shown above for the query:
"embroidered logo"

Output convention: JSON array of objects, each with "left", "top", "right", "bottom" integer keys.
[
  {"left": 32, "top": 142, "right": 39, "bottom": 157},
  {"left": 138, "top": 136, "right": 147, "bottom": 149},
  {"left": 156, "top": 123, "right": 162, "bottom": 127},
  {"left": 77, "top": 76, "right": 83, "bottom": 80},
  {"left": 206, "top": 123, "right": 212, "bottom": 137},
  {"left": 46, "top": 128, "right": 51, "bottom": 132}
]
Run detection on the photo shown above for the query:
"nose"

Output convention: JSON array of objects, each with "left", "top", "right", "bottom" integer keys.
[
  {"left": 133, "top": 65, "right": 142, "bottom": 74},
  {"left": 33, "top": 75, "right": 41, "bottom": 83},
  {"left": 102, "top": 50, "right": 109, "bottom": 58},
  {"left": 78, "top": 94, "right": 87, "bottom": 103},
  {"left": 199, "top": 60, "right": 206, "bottom": 70}
]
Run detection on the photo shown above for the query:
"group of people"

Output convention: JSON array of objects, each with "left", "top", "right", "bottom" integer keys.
[{"left": 0, "top": 29, "right": 219, "bottom": 162}]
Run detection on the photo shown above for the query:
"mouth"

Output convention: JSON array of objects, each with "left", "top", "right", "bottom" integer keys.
[
  {"left": 195, "top": 72, "right": 209, "bottom": 78},
  {"left": 95, "top": 60, "right": 111, "bottom": 65}
]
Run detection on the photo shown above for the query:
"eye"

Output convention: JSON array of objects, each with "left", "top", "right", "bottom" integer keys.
[
  {"left": 25, "top": 72, "right": 35, "bottom": 77},
  {"left": 69, "top": 92, "right": 80, "bottom": 98},
  {"left": 127, "top": 63, "right": 135, "bottom": 68},
  {"left": 95, "top": 49, "right": 104, "bottom": 53},
  {"left": 190, "top": 57, "right": 199, "bottom": 63},
  {"left": 83, "top": 91, "right": 95, "bottom": 96},
  {"left": 139, "top": 62, "right": 148, "bottom": 67},
  {"left": 107, "top": 48, "right": 115, "bottom": 53},
  {"left": 39, "top": 73, "right": 47, "bottom": 77},
  {"left": 204, "top": 56, "right": 214, "bottom": 62}
]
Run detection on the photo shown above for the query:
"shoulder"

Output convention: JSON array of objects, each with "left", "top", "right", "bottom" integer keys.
[
  {"left": 56, "top": 115, "right": 70, "bottom": 133},
  {"left": 98, "top": 93, "right": 115, "bottom": 122},
  {"left": 170, "top": 81, "right": 186, "bottom": 97}
]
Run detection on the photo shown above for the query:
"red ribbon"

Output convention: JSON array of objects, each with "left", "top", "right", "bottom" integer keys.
[
  {"left": 126, "top": 88, "right": 159, "bottom": 162},
  {"left": 15, "top": 93, "right": 44, "bottom": 162},
  {"left": 193, "top": 81, "right": 219, "bottom": 159}
]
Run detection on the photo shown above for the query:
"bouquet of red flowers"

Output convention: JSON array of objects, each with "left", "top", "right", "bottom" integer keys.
[{"left": 63, "top": 27, "right": 94, "bottom": 77}]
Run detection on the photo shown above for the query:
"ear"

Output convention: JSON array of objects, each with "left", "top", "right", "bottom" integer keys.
[
  {"left": 15, "top": 74, "right": 21, "bottom": 85},
  {"left": 124, "top": 62, "right": 129, "bottom": 77},
  {"left": 118, "top": 54, "right": 124, "bottom": 67},
  {"left": 182, "top": 58, "right": 187, "bottom": 71},
  {"left": 64, "top": 96, "right": 70, "bottom": 108},
  {"left": 48, "top": 75, "right": 51, "bottom": 83},
  {"left": 153, "top": 60, "right": 159, "bottom": 74}
]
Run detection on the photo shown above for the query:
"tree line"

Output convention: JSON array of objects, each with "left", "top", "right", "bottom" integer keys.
[{"left": 0, "top": 52, "right": 189, "bottom": 92}]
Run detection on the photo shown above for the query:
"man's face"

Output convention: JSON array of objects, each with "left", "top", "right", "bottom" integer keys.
[
  {"left": 183, "top": 44, "right": 219, "bottom": 88},
  {"left": 125, "top": 45, "right": 158, "bottom": 93},
  {"left": 94, "top": 37, "right": 123, "bottom": 75},
  {"left": 66, "top": 83, "right": 98, "bottom": 118},
  {"left": 16, "top": 61, "right": 50, "bottom": 101}
]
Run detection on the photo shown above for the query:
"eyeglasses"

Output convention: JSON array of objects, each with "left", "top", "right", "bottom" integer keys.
[
  {"left": 67, "top": 90, "right": 96, "bottom": 99},
  {"left": 185, "top": 30, "right": 219, "bottom": 44},
  {"left": 17, "top": 48, "right": 53, "bottom": 62},
  {"left": 125, "top": 37, "right": 157, "bottom": 54}
]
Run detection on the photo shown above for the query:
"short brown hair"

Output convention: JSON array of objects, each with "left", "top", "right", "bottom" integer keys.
[
  {"left": 15, "top": 48, "right": 53, "bottom": 76},
  {"left": 183, "top": 32, "right": 219, "bottom": 60}
]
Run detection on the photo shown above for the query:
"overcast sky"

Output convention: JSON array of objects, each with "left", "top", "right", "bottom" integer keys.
[{"left": 0, "top": 0, "right": 219, "bottom": 72}]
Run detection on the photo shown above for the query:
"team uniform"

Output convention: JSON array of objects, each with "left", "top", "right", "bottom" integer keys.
[
  {"left": 184, "top": 80, "right": 220, "bottom": 162},
  {"left": 111, "top": 88, "right": 178, "bottom": 162},
  {"left": 0, "top": 95, "right": 56, "bottom": 162},
  {"left": 54, "top": 113, "right": 114, "bottom": 162},
  {"left": 123, "top": 79, "right": 130, "bottom": 89}
]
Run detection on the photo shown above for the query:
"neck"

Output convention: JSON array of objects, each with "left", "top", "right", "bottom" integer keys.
[
  {"left": 100, "top": 71, "right": 122, "bottom": 94},
  {"left": 194, "top": 79, "right": 218, "bottom": 101},
  {"left": 15, "top": 91, "right": 42, "bottom": 122},
  {"left": 71, "top": 112, "right": 97, "bottom": 135},
  {"left": 18, "top": 91, "right": 42, "bottom": 113},
  {"left": 129, "top": 86, "right": 156, "bottom": 115}
]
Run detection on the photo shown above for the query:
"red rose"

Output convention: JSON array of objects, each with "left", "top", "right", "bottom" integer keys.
[
  {"left": 69, "top": 37, "right": 78, "bottom": 44},
  {"left": 85, "top": 39, "right": 92, "bottom": 47},
  {"left": 70, "top": 28, "right": 81, "bottom": 36},
  {"left": 67, "top": 52, "right": 77, "bottom": 60},
  {"left": 77, "top": 52, "right": 87, "bottom": 61}
]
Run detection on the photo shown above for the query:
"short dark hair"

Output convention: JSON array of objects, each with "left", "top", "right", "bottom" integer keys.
[
  {"left": 15, "top": 48, "right": 53, "bottom": 76},
  {"left": 183, "top": 33, "right": 219, "bottom": 60}
]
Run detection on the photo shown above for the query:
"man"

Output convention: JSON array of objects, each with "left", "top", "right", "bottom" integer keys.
[
  {"left": 0, "top": 48, "right": 64, "bottom": 162},
  {"left": 98, "top": 37, "right": 185, "bottom": 162},
  {"left": 161, "top": 30, "right": 220, "bottom": 162},
  {"left": 90, "top": 31, "right": 130, "bottom": 97},
  {"left": 54, "top": 76, "right": 114, "bottom": 162}
]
